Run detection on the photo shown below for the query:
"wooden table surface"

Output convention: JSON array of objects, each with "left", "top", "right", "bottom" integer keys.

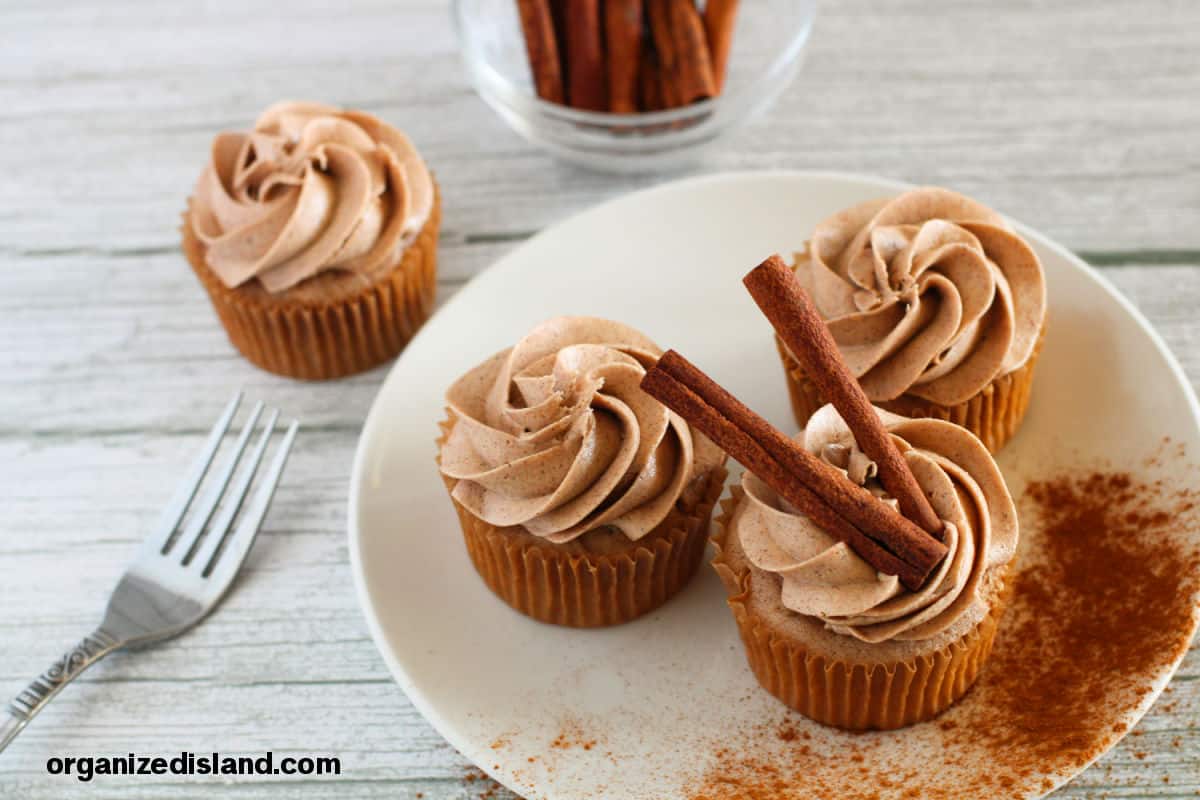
[{"left": 2, "top": 1, "right": 1197, "bottom": 797}]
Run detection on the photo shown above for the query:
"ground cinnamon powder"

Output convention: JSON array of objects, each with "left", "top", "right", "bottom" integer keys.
[
  {"left": 684, "top": 461, "right": 1200, "bottom": 799},
  {"left": 970, "top": 471, "right": 1198, "bottom": 766}
]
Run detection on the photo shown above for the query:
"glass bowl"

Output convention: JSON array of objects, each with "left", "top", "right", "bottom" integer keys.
[{"left": 453, "top": 0, "right": 817, "bottom": 173}]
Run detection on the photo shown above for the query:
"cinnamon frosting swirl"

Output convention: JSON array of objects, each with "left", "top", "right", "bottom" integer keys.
[
  {"left": 189, "top": 101, "right": 433, "bottom": 293},
  {"left": 439, "top": 317, "right": 724, "bottom": 543},
  {"left": 794, "top": 187, "right": 1046, "bottom": 405},
  {"left": 730, "top": 404, "right": 1017, "bottom": 643}
]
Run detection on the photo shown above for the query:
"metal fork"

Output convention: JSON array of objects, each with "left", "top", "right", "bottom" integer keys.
[{"left": 0, "top": 393, "right": 298, "bottom": 754}]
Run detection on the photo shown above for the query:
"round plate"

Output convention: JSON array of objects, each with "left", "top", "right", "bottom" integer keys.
[{"left": 349, "top": 172, "right": 1200, "bottom": 799}]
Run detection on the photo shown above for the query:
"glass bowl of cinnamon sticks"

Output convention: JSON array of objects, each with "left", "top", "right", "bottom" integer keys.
[{"left": 454, "top": 0, "right": 816, "bottom": 172}]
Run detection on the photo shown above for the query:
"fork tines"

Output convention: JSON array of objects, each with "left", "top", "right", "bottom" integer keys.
[{"left": 146, "top": 392, "right": 298, "bottom": 579}]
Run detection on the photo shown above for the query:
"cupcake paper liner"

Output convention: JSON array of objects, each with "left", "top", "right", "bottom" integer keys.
[
  {"left": 438, "top": 414, "right": 728, "bottom": 628},
  {"left": 711, "top": 488, "right": 1010, "bottom": 730},
  {"left": 183, "top": 184, "right": 441, "bottom": 380},
  {"left": 776, "top": 323, "right": 1045, "bottom": 453}
]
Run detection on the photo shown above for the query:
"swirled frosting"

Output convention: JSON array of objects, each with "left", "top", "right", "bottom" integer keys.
[
  {"left": 189, "top": 101, "right": 433, "bottom": 293},
  {"left": 439, "top": 317, "right": 724, "bottom": 543},
  {"left": 732, "top": 404, "right": 1017, "bottom": 642},
  {"left": 794, "top": 187, "right": 1046, "bottom": 405}
]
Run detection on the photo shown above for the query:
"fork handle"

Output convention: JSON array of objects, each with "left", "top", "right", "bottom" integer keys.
[{"left": 0, "top": 628, "right": 121, "bottom": 754}]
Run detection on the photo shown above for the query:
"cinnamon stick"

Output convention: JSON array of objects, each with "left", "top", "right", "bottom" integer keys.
[
  {"left": 667, "top": 0, "right": 717, "bottom": 104},
  {"left": 647, "top": 0, "right": 717, "bottom": 107},
  {"left": 744, "top": 255, "right": 944, "bottom": 536},
  {"left": 654, "top": 350, "right": 947, "bottom": 576},
  {"left": 605, "top": 0, "right": 643, "bottom": 113},
  {"left": 549, "top": 0, "right": 570, "bottom": 80},
  {"left": 641, "top": 365, "right": 931, "bottom": 588},
  {"left": 515, "top": 0, "right": 565, "bottom": 104},
  {"left": 639, "top": 47, "right": 665, "bottom": 111},
  {"left": 565, "top": 0, "right": 608, "bottom": 111},
  {"left": 646, "top": 0, "right": 681, "bottom": 107},
  {"left": 703, "top": 0, "right": 738, "bottom": 91}
]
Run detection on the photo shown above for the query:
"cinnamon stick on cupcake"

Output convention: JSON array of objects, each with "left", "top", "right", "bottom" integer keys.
[
  {"left": 516, "top": 0, "right": 737, "bottom": 112},
  {"left": 640, "top": 255, "right": 1019, "bottom": 730},
  {"left": 746, "top": 256, "right": 943, "bottom": 535},
  {"left": 641, "top": 349, "right": 946, "bottom": 591}
]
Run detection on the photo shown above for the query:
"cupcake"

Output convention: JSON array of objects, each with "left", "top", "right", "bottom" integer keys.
[
  {"left": 780, "top": 187, "right": 1046, "bottom": 451},
  {"left": 712, "top": 404, "right": 1018, "bottom": 730},
  {"left": 437, "top": 317, "right": 727, "bottom": 627},
  {"left": 183, "top": 101, "right": 440, "bottom": 380}
]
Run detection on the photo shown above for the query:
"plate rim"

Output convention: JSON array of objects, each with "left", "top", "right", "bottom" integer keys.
[{"left": 346, "top": 169, "right": 1200, "bottom": 797}]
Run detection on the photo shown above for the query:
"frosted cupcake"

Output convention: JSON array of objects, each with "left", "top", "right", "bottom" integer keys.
[
  {"left": 780, "top": 187, "right": 1046, "bottom": 451},
  {"left": 713, "top": 404, "right": 1018, "bottom": 730},
  {"left": 183, "top": 101, "right": 439, "bottom": 379},
  {"left": 437, "top": 317, "right": 727, "bottom": 627}
]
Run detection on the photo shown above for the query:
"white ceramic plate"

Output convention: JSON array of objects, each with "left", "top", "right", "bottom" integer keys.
[{"left": 349, "top": 172, "right": 1200, "bottom": 799}]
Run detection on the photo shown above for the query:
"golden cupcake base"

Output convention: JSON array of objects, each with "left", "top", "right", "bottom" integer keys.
[
  {"left": 438, "top": 416, "right": 727, "bottom": 628},
  {"left": 712, "top": 488, "right": 1011, "bottom": 730},
  {"left": 183, "top": 184, "right": 441, "bottom": 381},
  {"left": 776, "top": 324, "right": 1045, "bottom": 453}
]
